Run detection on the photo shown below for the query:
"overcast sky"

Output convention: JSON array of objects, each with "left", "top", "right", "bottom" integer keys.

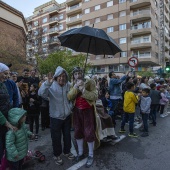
[{"left": 3, "top": 0, "right": 65, "bottom": 17}]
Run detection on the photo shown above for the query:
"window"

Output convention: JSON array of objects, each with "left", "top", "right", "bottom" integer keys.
[
  {"left": 97, "top": 66, "right": 105, "bottom": 72},
  {"left": 107, "top": 1, "right": 113, "bottom": 7},
  {"left": 120, "top": 51, "right": 127, "bottom": 57},
  {"left": 34, "top": 39, "right": 38, "bottom": 45},
  {"left": 155, "top": 39, "right": 158, "bottom": 45},
  {"left": 125, "top": 65, "right": 129, "bottom": 71},
  {"left": 119, "top": 11, "right": 126, "bottom": 17},
  {"left": 95, "top": 18, "right": 100, "bottom": 23},
  {"left": 42, "top": 27, "right": 47, "bottom": 33},
  {"left": 114, "top": 65, "right": 119, "bottom": 71},
  {"left": 84, "top": 0, "right": 90, "bottom": 2},
  {"left": 119, "top": 24, "right": 126, "bottom": 30},
  {"left": 155, "top": 0, "right": 158, "bottom": 7},
  {"left": 34, "top": 30, "right": 39, "bottom": 36},
  {"left": 85, "top": 8, "right": 90, "bottom": 14},
  {"left": 59, "top": 24, "right": 63, "bottom": 30},
  {"left": 119, "top": 38, "right": 127, "bottom": 44},
  {"left": 43, "top": 48, "right": 47, "bottom": 53},
  {"left": 107, "top": 14, "right": 113, "bottom": 20},
  {"left": 33, "top": 21, "right": 38, "bottom": 26},
  {"left": 155, "top": 13, "right": 158, "bottom": 20},
  {"left": 119, "top": 65, "right": 124, "bottom": 72},
  {"left": 95, "top": 5, "right": 100, "bottom": 10},
  {"left": 119, "top": 0, "right": 126, "bottom": 3},
  {"left": 85, "top": 20, "right": 90, "bottom": 25},
  {"left": 42, "top": 17, "right": 47, "bottom": 23},
  {"left": 143, "top": 36, "right": 150, "bottom": 42},
  {"left": 107, "top": 27, "right": 114, "bottom": 33},
  {"left": 42, "top": 37, "right": 47, "bottom": 43},
  {"left": 59, "top": 14, "right": 64, "bottom": 20}
]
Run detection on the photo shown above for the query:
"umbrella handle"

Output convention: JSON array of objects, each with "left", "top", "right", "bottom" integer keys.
[{"left": 83, "top": 37, "right": 92, "bottom": 78}]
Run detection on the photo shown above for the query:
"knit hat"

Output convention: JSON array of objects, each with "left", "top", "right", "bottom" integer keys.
[{"left": 0, "top": 63, "right": 9, "bottom": 73}]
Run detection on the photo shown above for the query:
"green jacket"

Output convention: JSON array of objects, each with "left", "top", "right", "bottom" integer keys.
[
  {"left": 6, "top": 108, "right": 32, "bottom": 162},
  {"left": 0, "top": 111, "right": 6, "bottom": 125}
]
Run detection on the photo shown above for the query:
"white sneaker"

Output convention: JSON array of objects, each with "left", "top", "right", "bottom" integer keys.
[
  {"left": 160, "top": 114, "right": 164, "bottom": 118},
  {"left": 53, "top": 156, "right": 63, "bottom": 165}
]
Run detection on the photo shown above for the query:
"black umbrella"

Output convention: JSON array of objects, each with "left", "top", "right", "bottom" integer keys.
[{"left": 58, "top": 26, "right": 122, "bottom": 75}]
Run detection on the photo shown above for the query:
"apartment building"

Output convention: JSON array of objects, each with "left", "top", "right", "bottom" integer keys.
[
  {"left": 27, "top": 0, "right": 170, "bottom": 73},
  {"left": 26, "top": 0, "right": 66, "bottom": 62},
  {"left": 0, "top": 0, "right": 27, "bottom": 69}
]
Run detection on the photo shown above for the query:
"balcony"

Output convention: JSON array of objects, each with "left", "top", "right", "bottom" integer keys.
[
  {"left": 130, "top": 0, "right": 151, "bottom": 9},
  {"left": 67, "top": 4, "right": 82, "bottom": 16},
  {"left": 26, "top": 16, "right": 33, "bottom": 23},
  {"left": 66, "top": 0, "right": 81, "bottom": 6},
  {"left": 44, "top": 6, "right": 59, "bottom": 15},
  {"left": 49, "top": 17, "right": 59, "bottom": 25},
  {"left": 66, "top": 15, "right": 82, "bottom": 26},
  {"left": 130, "top": 23, "right": 151, "bottom": 35},
  {"left": 49, "top": 37, "right": 60, "bottom": 44},
  {"left": 49, "top": 27, "right": 59, "bottom": 35},
  {"left": 131, "top": 39, "right": 151, "bottom": 49},
  {"left": 130, "top": 10, "right": 151, "bottom": 22},
  {"left": 27, "top": 45, "right": 33, "bottom": 50},
  {"left": 165, "top": 42, "right": 169, "bottom": 51}
]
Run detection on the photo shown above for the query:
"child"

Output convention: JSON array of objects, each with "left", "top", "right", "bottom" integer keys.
[
  {"left": 101, "top": 91, "right": 113, "bottom": 117},
  {"left": 150, "top": 83, "right": 161, "bottom": 126},
  {"left": 140, "top": 88, "right": 151, "bottom": 137},
  {"left": 6, "top": 108, "right": 34, "bottom": 170},
  {"left": 119, "top": 82, "right": 138, "bottom": 137},
  {"left": 101, "top": 91, "right": 115, "bottom": 126},
  {"left": 159, "top": 88, "right": 169, "bottom": 118},
  {"left": 27, "top": 83, "right": 40, "bottom": 141}
]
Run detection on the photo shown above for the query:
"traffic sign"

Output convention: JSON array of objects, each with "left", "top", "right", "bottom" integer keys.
[{"left": 128, "top": 57, "right": 138, "bottom": 67}]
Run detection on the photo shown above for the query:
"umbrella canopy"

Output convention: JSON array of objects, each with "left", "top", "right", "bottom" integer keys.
[{"left": 58, "top": 26, "right": 122, "bottom": 55}]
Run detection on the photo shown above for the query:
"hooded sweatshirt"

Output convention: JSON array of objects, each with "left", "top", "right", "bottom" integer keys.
[
  {"left": 38, "top": 66, "right": 73, "bottom": 120},
  {"left": 140, "top": 96, "right": 151, "bottom": 114}
]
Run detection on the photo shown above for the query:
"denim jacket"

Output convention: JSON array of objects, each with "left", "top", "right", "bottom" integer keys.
[{"left": 109, "top": 75, "right": 127, "bottom": 97}]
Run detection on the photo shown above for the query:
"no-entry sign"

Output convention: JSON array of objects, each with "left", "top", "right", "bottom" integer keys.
[{"left": 128, "top": 57, "right": 138, "bottom": 67}]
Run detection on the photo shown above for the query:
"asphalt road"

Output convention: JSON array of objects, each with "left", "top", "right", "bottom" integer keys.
[{"left": 23, "top": 113, "right": 170, "bottom": 170}]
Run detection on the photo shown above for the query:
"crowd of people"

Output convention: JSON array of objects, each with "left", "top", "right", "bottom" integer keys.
[{"left": 0, "top": 61, "right": 170, "bottom": 169}]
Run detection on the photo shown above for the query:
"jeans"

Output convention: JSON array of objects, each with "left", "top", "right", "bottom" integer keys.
[
  {"left": 29, "top": 115, "right": 39, "bottom": 134},
  {"left": 121, "top": 112, "right": 135, "bottom": 133},
  {"left": 0, "top": 127, "right": 7, "bottom": 164},
  {"left": 9, "top": 159, "right": 23, "bottom": 170},
  {"left": 150, "top": 104, "right": 159, "bottom": 125},
  {"left": 160, "top": 105, "right": 165, "bottom": 115},
  {"left": 50, "top": 116, "right": 71, "bottom": 157},
  {"left": 142, "top": 114, "right": 149, "bottom": 132},
  {"left": 41, "top": 107, "right": 50, "bottom": 128}
]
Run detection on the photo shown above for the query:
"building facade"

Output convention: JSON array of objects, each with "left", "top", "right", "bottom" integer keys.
[
  {"left": 0, "top": 0, "right": 27, "bottom": 71},
  {"left": 27, "top": 0, "right": 170, "bottom": 73}
]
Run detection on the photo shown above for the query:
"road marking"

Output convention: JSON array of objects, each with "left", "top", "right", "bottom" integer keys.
[
  {"left": 66, "top": 158, "right": 87, "bottom": 170},
  {"left": 110, "top": 135, "right": 126, "bottom": 145},
  {"left": 67, "top": 135, "right": 125, "bottom": 170}
]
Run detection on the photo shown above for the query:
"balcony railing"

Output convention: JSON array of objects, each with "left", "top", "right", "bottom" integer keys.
[
  {"left": 49, "top": 27, "right": 59, "bottom": 33},
  {"left": 133, "top": 52, "right": 151, "bottom": 58},
  {"left": 131, "top": 39, "right": 150, "bottom": 44},
  {"left": 131, "top": 10, "right": 150, "bottom": 16},
  {"left": 131, "top": 23, "right": 151, "bottom": 30},
  {"left": 49, "top": 37, "right": 60, "bottom": 43},
  {"left": 69, "top": 4, "right": 79, "bottom": 10},
  {"left": 68, "top": 15, "right": 82, "bottom": 22},
  {"left": 44, "top": 6, "right": 59, "bottom": 13},
  {"left": 49, "top": 17, "right": 59, "bottom": 22},
  {"left": 130, "top": 0, "right": 138, "bottom": 2}
]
